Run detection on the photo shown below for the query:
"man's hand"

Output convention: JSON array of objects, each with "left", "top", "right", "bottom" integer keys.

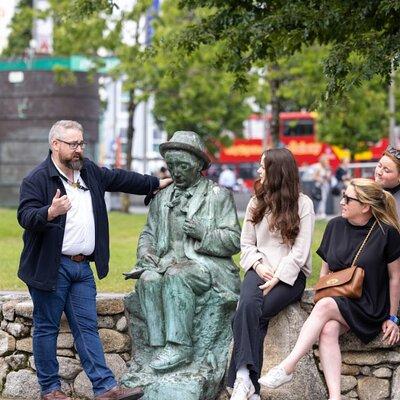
[
  {"left": 382, "top": 319, "right": 400, "bottom": 345},
  {"left": 159, "top": 177, "right": 173, "bottom": 190},
  {"left": 254, "top": 263, "right": 274, "bottom": 281},
  {"left": 48, "top": 189, "right": 71, "bottom": 221},
  {"left": 259, "top": 277, "right": 279, "bottom": 296},
  {"left": 183, "top": 218, "right": 205, "bottom": 240}
]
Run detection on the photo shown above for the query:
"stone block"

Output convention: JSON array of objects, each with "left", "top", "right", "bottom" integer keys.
[
  {"left": 0, "top": 330, "right": 16, "bottom": 356},
  {"left": 104, "top": 353, "right": 128, "bottom": 380},
  {"left": 0, "top": 358, "right": 10, "bottom": 391},
  {"left": 14, "top": 300, "right": 33, "bottom": 319},
  {"left": 341, "top": 375, "right": 357, "bottom": 393},
  {"left": 392, "top": 365, "right": 400, "bottom": 400},
  {"left": 341, "top": 364, "right": 361, "bottom": 376},
  {"left": 373, "top": 367, "right": 392, "bottom": 378},
  {"left": 16, "top": 337, "right": 33, "bottom": 353},
  {"left": 340, "top": 331, "right": 397, "bottom": 351},
  {"left": 58, "top": 356, "right": 82, "bottom": 380},
  {"left": 57, "top": 349, "right": 75, "bottom": 357},
  {"left": 3, "top": 369, "right": 41, "bottom": 399},
  {"left": 342, "top": 351, "right": 400, "bottom": 366},
  {"left": 96, "top": 296, "right": 124, "bottom": 315},
  {"left": 99, "top": 329, "right": 131, "bottom": 353},
  {"left": 116, "top": 316, "right": 128, "bottom": 332},
  {"left": 260, "top": 303, "right": 327, "bottom": 400},
  {"left": 357, "top": 376, "right": 390, "bottom": 400},
  {"left": 57, "top": 333, "right": 74, "bottom": 349},
  {"left": 73, "top": 370, "right": 93, "bottom": 399},
  {"left": 5, "top": 321, "right": 30, "bottom": 338},
  {"left": 60, "top": 313, "right": 71, "bottom": 333},
  {"left": 2, "top": 301, "right": 18, "bottom": 321},
  {"left": 98, "top": 315, "right": 115, "bottom": 329},
  {"left": 5, "top": 353, "right": 27, "bottom": 370}
]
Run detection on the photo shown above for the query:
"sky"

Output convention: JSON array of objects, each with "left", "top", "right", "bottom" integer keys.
[{"left": 0, "top": 1, "right": 17, "bottom": 53}]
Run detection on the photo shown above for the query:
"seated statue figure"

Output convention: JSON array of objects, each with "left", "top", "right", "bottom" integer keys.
[{"left": 122, "top": 131, "right": 241, "bottom": 400}]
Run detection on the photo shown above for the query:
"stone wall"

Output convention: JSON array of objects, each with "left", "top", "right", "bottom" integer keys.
[
  {"left": 0, "top": 293, "right": 130, "bottom": 399},
  {"left": 1, "top": 291, "right": 399, "bottom": 400}
]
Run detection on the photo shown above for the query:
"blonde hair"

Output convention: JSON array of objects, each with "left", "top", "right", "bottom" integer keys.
[{"left": 350, "top": 178, "right": 400, "bottom": 232}]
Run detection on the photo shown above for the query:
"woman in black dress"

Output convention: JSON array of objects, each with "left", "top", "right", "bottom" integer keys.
[{"left": 259, "top": 178, "right": 400, "bottom": 400}]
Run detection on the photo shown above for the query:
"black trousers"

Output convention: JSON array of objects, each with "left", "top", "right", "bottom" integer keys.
[{"left": 227, "top": 269, "right": 306, "bottom": 394}]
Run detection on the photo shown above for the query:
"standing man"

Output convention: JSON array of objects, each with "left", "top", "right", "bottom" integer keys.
[{"left": 17, "top": 120, "right": 172, "bottom": 400}]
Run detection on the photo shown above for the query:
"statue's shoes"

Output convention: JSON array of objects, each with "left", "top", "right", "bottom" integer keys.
[{"left": 150, "top": 343, "right": 193, "bottom": 372}]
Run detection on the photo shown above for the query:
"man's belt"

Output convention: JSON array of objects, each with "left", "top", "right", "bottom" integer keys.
[{"left": 62, "top": 254, "right": 86, "bottom": 263}]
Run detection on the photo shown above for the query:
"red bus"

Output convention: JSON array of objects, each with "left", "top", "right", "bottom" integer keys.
[{"left": 214, "top": 112, "right": 388, "bottom": 189}]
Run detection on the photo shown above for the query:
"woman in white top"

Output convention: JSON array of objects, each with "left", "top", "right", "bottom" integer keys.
[{"left": 227, "top": 148, "right": 315, "bottom": 400}]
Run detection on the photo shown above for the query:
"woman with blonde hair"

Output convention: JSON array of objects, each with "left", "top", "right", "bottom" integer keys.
[
  {"left": 260, "top": 178, "right": 400, "bottom": 400},
  {"left": 375, "top": 145, "right": 400, "bottom": 215},
  {"left": 228, "top": 148, "right": 315, "bottom": 400}
]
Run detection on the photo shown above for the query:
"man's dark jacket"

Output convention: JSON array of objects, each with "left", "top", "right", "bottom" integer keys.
[{"left": 17, "top": 152, "right": 159, "bottom": 291}]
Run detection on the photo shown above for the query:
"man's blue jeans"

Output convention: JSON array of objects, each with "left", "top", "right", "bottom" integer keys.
[{"left": 29, "top": 256, "right": 117, "bottom": 396}]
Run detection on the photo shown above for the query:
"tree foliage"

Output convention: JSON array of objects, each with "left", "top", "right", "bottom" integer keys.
[
  {"left": 174, "top": 0, "right": 400, "bottom": 97},
  {"left": 149, "top": 0, "right": 251, "bottom": 144}
]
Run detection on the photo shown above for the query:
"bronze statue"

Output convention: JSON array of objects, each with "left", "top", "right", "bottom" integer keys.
[{"left": 122, "top": 131, "right": 241, "bottom": 400}]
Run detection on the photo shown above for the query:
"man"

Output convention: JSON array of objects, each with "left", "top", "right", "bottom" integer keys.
[
  {"left": 218, "top": 164, "right": 236, "bottom": 190},
  {"left": 17, "top": 120, "right": 172, "bottom": 400},
  {"left": 125, "top": 131, "right": 241, "bottom": 372}
]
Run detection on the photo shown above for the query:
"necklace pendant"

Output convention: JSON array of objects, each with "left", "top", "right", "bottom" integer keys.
[{"left": 71, "top": 182, "right": 79, "bottom": 189}]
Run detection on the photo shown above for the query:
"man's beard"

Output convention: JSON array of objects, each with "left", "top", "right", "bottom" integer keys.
[{"left": 61, "top": 154, "right": 84, "bottom": 171}]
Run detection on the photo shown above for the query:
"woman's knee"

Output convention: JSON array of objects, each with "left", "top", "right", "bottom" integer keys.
[
  {"left": 319, "top": 320, "right": 341, "bottom": 344},
  {"left": 312, "top": 297, "right": 338, "bottom": 317}
]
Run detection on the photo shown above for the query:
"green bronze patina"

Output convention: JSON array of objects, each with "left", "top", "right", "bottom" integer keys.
[{"left": 122, "top": 131, "right": 241, "bottom": 400}]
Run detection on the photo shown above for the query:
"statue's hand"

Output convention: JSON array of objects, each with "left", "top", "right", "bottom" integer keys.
[
  {"left": 123, "top": 254, "right": 160, "bottom": 280},
  {"left": 183, "top": 218, "right": 205, "bottom": 240}
]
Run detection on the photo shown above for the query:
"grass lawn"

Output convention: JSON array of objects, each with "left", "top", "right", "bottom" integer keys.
[{"left": 0, "top": 208, "right": 327, "bottom": 292}]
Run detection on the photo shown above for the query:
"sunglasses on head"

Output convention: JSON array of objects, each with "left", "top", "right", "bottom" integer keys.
[
  {"left": 341, "top": 191, "right": 362, "bottom": 205},
  {"left": 386, "top": 145, "right": 400, "bottom": 160}
]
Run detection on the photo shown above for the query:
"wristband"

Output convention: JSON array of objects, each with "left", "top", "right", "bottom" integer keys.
[
  {"left": 388, "top": 315, "right": 400, "bottom": 325},
  {"left": 253, "top": 261, "right": 261, "bottom": 272}
]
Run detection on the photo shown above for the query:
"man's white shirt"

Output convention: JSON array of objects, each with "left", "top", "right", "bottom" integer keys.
[{"left": 53, "top": 162, "right": 95, "bottom": 256}]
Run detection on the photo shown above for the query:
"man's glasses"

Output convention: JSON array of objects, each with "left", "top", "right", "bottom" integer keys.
[
  {"left": 386, "top": 145, "right": 400, "bottom": 160},
  {"left": 57, "top": 139, "right": 87, "bottom": 150},
  {"left": 342, "top": 192, "right": 362, "bottom": 205}
]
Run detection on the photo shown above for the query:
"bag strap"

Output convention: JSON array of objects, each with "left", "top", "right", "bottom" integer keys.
[{"left": 351, "top": 220, "right": 377, "bottom": 267}]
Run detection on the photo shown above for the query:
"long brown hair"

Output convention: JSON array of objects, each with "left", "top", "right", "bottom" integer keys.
[
  {"left": 350, "top": 178, "right": 400, "bottom": 232},
  {"left": 251, "top": 148, "right": 300, "bottom": 246}
]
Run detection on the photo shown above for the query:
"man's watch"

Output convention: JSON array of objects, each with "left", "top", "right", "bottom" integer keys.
[{"left": 388, "top": 315, "right": 400, "bottom": 325}]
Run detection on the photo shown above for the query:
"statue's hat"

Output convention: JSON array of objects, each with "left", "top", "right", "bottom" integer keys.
[{"left": 159, "top": 131, "right": 210, "bottom": 171}]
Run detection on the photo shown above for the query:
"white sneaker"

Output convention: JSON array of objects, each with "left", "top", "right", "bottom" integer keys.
[
  {"left": 249, "top": 395, "right": 261, "bottom": 400},
  {"left": 230, "top": 376, "right": 255, "bottom": 400},
  {"left": 258, "top": 364, "right": 293, "bottom": 389}
]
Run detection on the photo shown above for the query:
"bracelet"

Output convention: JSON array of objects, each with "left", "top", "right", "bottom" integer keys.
[{"left": 388, "top": 315, "right": 400, "bottom": 325}]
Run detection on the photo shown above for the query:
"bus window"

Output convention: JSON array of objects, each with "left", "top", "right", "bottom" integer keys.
[{"left": 282, "top": 119, "right": 314, "bottom": 137}]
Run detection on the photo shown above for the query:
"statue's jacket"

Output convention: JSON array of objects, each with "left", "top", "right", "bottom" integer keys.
[{"left": 138, "top": 177, "right": 241, "bottom": 302}]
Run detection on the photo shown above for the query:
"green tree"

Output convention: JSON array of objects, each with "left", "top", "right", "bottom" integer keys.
[
  {"left": 175, "top": 0, "right": 400, "bottom": 97},
  {"left": 149, "top": 0, "right": 251, "bottom": 147}
]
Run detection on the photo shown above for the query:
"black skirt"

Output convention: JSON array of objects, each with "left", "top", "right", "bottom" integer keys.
[{"left": 317, "top": 217, "right": 400, "bottom": 343}]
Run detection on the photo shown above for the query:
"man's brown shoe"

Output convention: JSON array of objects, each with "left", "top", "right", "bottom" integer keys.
[
  {"left": 41, "top": 390, "right": 71, "bottom": 400},
  {"left": 94, "top": 386, "right": 144, "bottom": 400}
]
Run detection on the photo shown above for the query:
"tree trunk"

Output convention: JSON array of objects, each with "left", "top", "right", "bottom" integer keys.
[
  {"left": 121, "top": 89, "right": 136, "bottom": 213},
  {"left": 269, "top": 63, "right": 281, "bottom": 148}
]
